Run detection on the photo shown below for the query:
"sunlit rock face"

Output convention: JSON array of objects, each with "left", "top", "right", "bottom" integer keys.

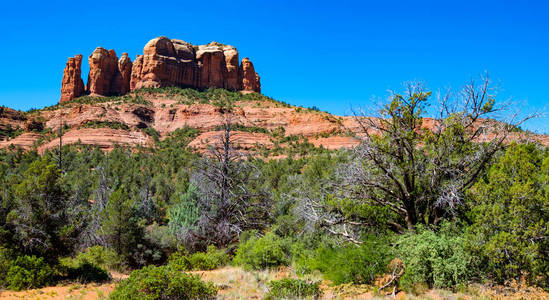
[{"left": 61, "top": 36, "right": 261, "bottom": 103}]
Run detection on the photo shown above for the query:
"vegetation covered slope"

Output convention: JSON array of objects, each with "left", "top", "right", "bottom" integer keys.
[{"left": 0, "top": 79, "right": 547, "bottom": 298}]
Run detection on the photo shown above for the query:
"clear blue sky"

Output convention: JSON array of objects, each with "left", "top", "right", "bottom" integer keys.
[{"left": 0, "top": 0, "right": 547, "bottom": 132}]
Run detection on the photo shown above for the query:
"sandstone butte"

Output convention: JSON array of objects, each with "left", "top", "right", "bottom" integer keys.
[
  {"left": 59, "top": 37, "right": 261, "bottom": 103},
  {"left": 1, "top": 36, "right": 547, "bottom": 153}
]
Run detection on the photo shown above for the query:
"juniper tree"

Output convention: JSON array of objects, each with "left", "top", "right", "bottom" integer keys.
[{"left": 5, "top": 157, "right": 82, "bottom": 262}]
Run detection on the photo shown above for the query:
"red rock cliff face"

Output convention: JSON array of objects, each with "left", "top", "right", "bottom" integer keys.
[
  {"left": 240, "top": 57, "right": 261, "bottom": 93},
  {"left": 196, "top": 43, "right": 226, "bottom": 89},
  {"left": 60, "top": 55, "right": 85, "bottom": 103},
  {"left": 112, "top": 52, "right": 133, "bottom": 95},
  {"left": 223, "top": 46, "right": 240, "bottom": 90},
  {"left": 87, "top": 48, "right": 119, "bottom": 96},
  {"left": 60, "top": 36, "right": 261, "bottom": 103},
  {"left": 130, "top": 37, "right": 199, "bottom": 90}
]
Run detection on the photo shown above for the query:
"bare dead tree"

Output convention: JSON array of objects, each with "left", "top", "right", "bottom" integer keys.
[
  {"left": 298, "top": 75, "right": 538, "bottom": 241},
  {"left": 79, "top": 160, "right": 112, "bottom": 248},
  {"left": 58, "top": 116, "right": 63, "bottom": 171},
  {"left": 183, "top": 115, "right": 271, "bottom": 249}
]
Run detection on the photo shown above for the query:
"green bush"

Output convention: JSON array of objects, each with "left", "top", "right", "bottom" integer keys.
[
  {"left": 302, "top": 235, "right": 392, "bottom": 284},
  {"left": 0, "top": 247, "right": 12, "bottom": 287},
  {"left": 65, "top": 261, "right": 111, "bottom": 283},
  {"left": 81, "top": 121, "right": 129, "bottom": 130},
  {"left": 397, "top": 223, "right": 475, "bottom": 289},
  {"left": 266, "top": 278, "right": 321, "bottom": 299},
  {"left": 61, "top": 246, "right": 120, "bottom": 271},
  {"left": 233, "top": 232, "right": 291, "bottom": 270},
  {"left": 5, "top": 255, "right": 54, "bottom": 291},
  {"left": 143, "top": 127, "right": 161, "bottom": 142},
  {"left": 109, "top": 265, "right": 217, "bottom": 300},
  {"left": 169, "top": 245, "right": 228, "bottom": 271}
]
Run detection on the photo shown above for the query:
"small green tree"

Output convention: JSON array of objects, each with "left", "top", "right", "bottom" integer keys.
[{"left": 101, "top": 188, "right": 141, "bottom": 264}]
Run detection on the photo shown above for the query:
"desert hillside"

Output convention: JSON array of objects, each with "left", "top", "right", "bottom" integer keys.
[{"left": 1, "top": 88, "right": 547, "bottom": 153}]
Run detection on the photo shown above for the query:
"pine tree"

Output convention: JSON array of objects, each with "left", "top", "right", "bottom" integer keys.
[{"left": 101, "top": 188, "right": 140, "bottom": 262}]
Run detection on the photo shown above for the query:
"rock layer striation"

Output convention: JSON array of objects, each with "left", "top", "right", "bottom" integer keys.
[{"left": 60, "top": 37, "right": 261, "bottom": 103}]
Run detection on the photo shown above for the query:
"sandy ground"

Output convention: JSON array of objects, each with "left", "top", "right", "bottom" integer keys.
[
  {"left": 0, "top": 283, "right": 115, "bottom": 300},
  {"left": 0, "top": 267, "right": 547, "bottom": 300}
]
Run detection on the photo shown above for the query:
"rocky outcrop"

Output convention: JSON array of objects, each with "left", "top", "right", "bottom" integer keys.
[
  {"left": 239, "top": 58, "right": 261, "bottom": 93},
  {"left": 60, "top": 37, "right": 261, "bottom": 103},
  {"left": 112, "top": 53, "right": 133, "bottom": 95},
  {"left": 196, "top": 42, "right": 226, "bottom": 89},
  {"left": 87, "top": 48, "right": 119, "bottom": 96},
  {"left": 130, "top": 37, "right": 199, "bottom": 90},
  {"left": 25, "top": 119, "right": 44, "bottom": 132},
  {"left": 223, "top": 46, "right": 239, "bottom": 90},
  {"left": 130, "top": 55, "right": 143, "bottom": 91},
  {"left": 60, "top": 55, "right": 85, "bottom": 102}
]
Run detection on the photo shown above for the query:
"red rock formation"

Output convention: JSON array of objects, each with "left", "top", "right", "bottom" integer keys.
[
  {"left": 130, "top": 37, "right": 198, "bottom": 90},
  {"left": 130, "top": 55, "right": 143, "bottom": 91},
  {"left": 60, "top": 36, "right": 262, "bottom": 103},
  {"left": 112, "top": 53, "right": 133, "bottom": 95},
  {"left": 239, "top": 58, "right": 261, "bottom": 93},
  {"left": 196, "top": 42, "right": 226, "bottom": 89},
  {"left": 87, "top": 47, "right": 119, "bottom": 96},
  {"left": 223, "top": 46, "right": 239, "bottom": 90},
  {"left": 172, "top": 39, "right": 195, "bottom": 60},
  {"left": 60, "top": 55, "right": 85, "bottom": 103}
]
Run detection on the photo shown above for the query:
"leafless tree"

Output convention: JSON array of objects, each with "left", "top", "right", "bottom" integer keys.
[
  {"left": 297, "top": 75, "right": 537, "bottom": 242},
  {"left": 79, "top": 161, "right": 112, "bottom": 248},
  {"left": 183, "top": 115, "right": 271, "bottom": 249}
]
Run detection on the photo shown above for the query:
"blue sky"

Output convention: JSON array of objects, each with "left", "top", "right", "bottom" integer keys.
[{"left": 0, "top": 0, "right": 547, "bottom": 132}]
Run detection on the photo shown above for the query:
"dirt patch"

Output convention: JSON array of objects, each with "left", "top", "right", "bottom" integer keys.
[{"left": 0, "top": 283, "right": 116, "bottom": 300}]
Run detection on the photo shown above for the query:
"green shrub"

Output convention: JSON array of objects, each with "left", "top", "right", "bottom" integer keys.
[
  {"left": 169, "top": 245, "right": 228, "bottom": 271},
  {"left": 143, "top": 127, "right": 161, "bottom": 142},
  {"left": 5, "top": 255, "right": 54, "bottom": 290},
  {"left": 266, "top": 278, "right": 321, "bottom": 299},
  {"left": 397, "top": 222, "right": 475, "bottom": 289},
  {"left": 65, "top": 261, "right": 111, "bottom": 283},
  {"left": 109, "top": 265, "right": 217, "bottom": 300},
  {"left": 81, "top": 121, "right": 129, "bottom": 130},
  {"left": 302, "top": 235, "right": 392, "bottom": 284},
  {"left": 0, "top": 247, "right": 12, "bottom": 287},
  {"left": 61, "top": 246, "right": 120, "bottom": 271},
  {"left": 214, "top": 124, "right": 269, "bottom": 134},
  {"left": 233, "top": 232, "right": 291, "bottom": 270}
]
